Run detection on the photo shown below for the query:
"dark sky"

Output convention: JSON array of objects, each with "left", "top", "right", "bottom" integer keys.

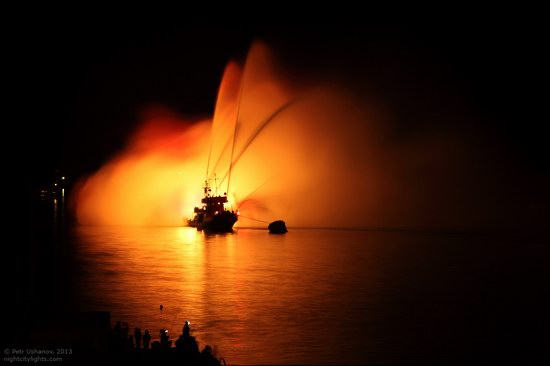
[{"left": 22, "top": 18, "right": 546, "bottom": 189}]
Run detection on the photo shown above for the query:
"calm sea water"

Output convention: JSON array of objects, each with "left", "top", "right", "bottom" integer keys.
[{"left": 66, "top": 226, "right": 548, "bottom": 364}]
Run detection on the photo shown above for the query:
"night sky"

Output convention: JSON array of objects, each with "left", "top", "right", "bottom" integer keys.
[{"left": 23, "top": 18, "right": 546, "bottom": 191}]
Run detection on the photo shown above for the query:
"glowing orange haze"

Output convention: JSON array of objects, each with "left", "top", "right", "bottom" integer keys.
[
  {"left": 74, "top": 42, "right": 518, "bottom": 229},
  {"left": 74, "top": 43, "right": 377, "bottom": 227}
]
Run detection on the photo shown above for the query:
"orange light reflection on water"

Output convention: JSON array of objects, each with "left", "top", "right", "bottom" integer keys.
[
  {"left": 74, "top": 226, "right": 251, "bottom": 347},
  {"left": 73, "top": 226, "right": 384, "bottom": 363}
]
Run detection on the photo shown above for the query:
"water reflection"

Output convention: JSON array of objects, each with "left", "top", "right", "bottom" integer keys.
[
  {"left": 65, "top": 226, "right": 550, "bottom": 364},
  {"left": 72, "top": 226, "right": 383, "bottom": 364}
]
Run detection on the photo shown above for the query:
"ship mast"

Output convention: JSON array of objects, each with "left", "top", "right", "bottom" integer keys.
[{"left": 203, "top": 179, "right": 211, "bottom": 196}]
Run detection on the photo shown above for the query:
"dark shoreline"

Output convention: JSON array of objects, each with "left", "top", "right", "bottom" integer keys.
[{"left": 4, "top": 311, "right": 223, "bottom": 365}]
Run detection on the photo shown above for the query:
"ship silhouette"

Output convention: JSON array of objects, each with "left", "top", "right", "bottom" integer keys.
[{"left": 187, "top": 175, "right": 238, "bottom": 232}]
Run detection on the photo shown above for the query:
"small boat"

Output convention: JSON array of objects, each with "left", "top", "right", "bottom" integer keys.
[
  {"left": 187, "top": 178, "right": 238, "bottom": 232},
  {"left": 268, "top": 220, "right": 287, "bottom": 234}
]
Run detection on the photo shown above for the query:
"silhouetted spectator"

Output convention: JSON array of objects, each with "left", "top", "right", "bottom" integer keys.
[
  {"left": 183, "top": 320, "right": 190, "bottom": 338},
  {"left": 151, "top": 341, "right": 161, "bottom": 350},
  {"left": 175, "top": 332, "right": 199, "bottom": 354},
  {"left": 202, "top": 345, "right": 219, "bottom": 365},
  {"left": 112, "top": 321, "right": 124, "bottom": 351},
  {"left": 106, "top": 318, "right": 222, "bottom": 364},
  {"left": 188, "top": 336, "right": 199, "bottom": 353},
  {"left": 175, "top": 335, "right": 185, "bottom": 350},
  {"left": 160, "top": 329, "right": 171, "bottom": 349},
  {"left": 134, "top": 327, "right": 142, "bottom": 349},
  {"left": 121, "top": 322, "right": 129, "bottom": 340},
  {"left": 143, "top": 330, "right": 151, "bottom": 349},
  {"left": 160, "top": 304, "right": 164, "bottom": 311}
]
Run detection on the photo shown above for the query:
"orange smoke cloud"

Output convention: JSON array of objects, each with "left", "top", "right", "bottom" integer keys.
[
  {"left": 73, "top": 42, "right": 371, "bottom": 227},
  {"left": 74, "top": 41, "right": 531, "bottom": 229},
  {"left": 74, "top": 113, "right": 210, "bottom": 226}
]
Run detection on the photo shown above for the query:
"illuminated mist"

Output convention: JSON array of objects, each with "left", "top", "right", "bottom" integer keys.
[{"left": 74, "top": 42, "right": 541, "bottom": 230}]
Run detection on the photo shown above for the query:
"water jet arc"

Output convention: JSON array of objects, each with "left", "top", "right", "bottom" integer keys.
[{"left": 218, "top": 98, "right": 299, "bottom": 188}]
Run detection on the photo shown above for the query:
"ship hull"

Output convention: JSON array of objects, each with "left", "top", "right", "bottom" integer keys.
[{"left": 188, "top": 211, "right": 238, "bottom": 233}]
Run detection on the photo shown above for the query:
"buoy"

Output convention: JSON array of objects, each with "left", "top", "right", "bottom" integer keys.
[{"left": 268, "top": 220, "right": 288, "bottom": 234}]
